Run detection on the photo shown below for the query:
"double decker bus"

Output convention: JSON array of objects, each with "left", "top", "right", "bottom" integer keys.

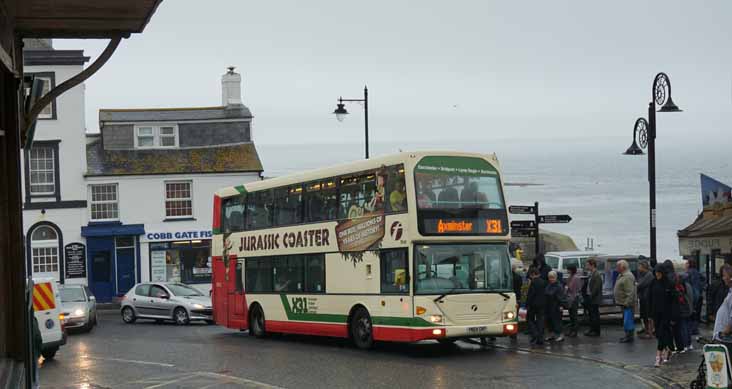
[{"left": 211, "top": 151, "right": 517, "bottom": 349}]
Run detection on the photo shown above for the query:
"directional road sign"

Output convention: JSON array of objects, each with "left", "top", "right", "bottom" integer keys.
[
  {"left": 510, "top": 220, "right": 536, "bottom": 229},
  {"left": 538, "top": 214, "right": 572, "bottom": 224},
  {"left": 509, "top": 205, "right": 536, "bottom": 215},
  {"left": 511, "top": 228, "right": 537, "bottom": 238}
]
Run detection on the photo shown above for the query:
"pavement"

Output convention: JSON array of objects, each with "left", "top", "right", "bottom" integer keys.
[{"left": 38, "top": 311, "right": 705, "bottom": 389}]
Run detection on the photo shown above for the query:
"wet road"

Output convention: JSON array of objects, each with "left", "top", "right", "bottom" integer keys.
[{"left": 40, "top": 311, "right": 655, "bottom": 389}]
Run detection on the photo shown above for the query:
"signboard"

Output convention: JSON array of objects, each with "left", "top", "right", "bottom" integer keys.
[
  {"left": 538, "top": 214, "right": 572, "bottom": 224},
  {"left": 511, "top": 229, "right": 537, "bottom": 238},
  {"left": 704, "top": 344, "right": 731, "bottom": 388},
  {"left": 509, "top": 205, "right": 535, "bottom": 215},
  {"left": 510, "top": 220, "right": 536, "bottom": 229},
  {"left": 336, "top": 215, "right": 385, "bottom": 252},
  {"left": 64, "top": 243, "right": 86, "bottom": 279},
  {"left": 145, "top": 230, "right": 213, "bottom": 242},
  {"left": 150, "top": 250, "right": 167, "bottom": 282},
  {"left": 679, "top": 237, "right": 732, "bottom": 256}
]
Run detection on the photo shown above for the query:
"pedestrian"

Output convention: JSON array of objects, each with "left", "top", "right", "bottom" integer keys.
[
  {"left": 565, "top": 263, "right": 582, "bottom": 337},
  {"left": 685, "top": 259, "right": 705, "bottom": 335},
  {"left": 710, "top": 273, "right": 730, "bottom": 322},
  {"left": 712, "top": 265, "right": 732, "bottom": 348},
  {"left": 545, "top": 271, "right": 566, "bottom": 342},
  {"left": 636, "top": 260, "right": 654, "bottom": 339},
  {"left": 671, "top": 272, "right": 694, "bottom": 353},
  {"left": 650, "top": 262, "right": 674, "bottom": 366},
  {"left": 533, "top": 254, "right": 551, "bottom": 281},
  {"left": 613, "top": 259, "right": 637, "bottom": 343},
  {"left": 511, "top": 261, "right": 524, "bottom": 340},
  {"left": 583, "top": 258, "right": 602, "bottom": 337},
  {"left": 526, "top": 267, "right": 547, "bottom": 346}
]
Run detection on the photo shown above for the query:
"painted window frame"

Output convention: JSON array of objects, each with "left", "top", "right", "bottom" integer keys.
[
  {"left": 28, "top": 146, "right": 56, "bottom": 196},
  {"left": 164, "top": 180, "right": 193, "bottom": 219},
  {"left": 23, "top": 140, "right": 61, "bottom": 202},
  {"left": 89, "top": 183, "right": 120, "bottom": 222},
  {"left": 133, "top": 123, "right": 179, "bottom": 149},
  {"left": 30, "top": 225, "right": 59, "bottom": 274},
  {"left": 27, "top": 72, "right": 57, "bottom": 120}
]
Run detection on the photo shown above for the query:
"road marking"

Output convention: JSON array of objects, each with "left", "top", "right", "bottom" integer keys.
[
  {"left": 82, "top": 355, "right": 175, "bottom": 368},
  {"left": 144, "top": 374, "right": 198, "bottom": 389},
  {"left": 196, "top": 372, "right": 286, "bottom": 389}
]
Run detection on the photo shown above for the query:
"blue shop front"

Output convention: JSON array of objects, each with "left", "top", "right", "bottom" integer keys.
[{"left": 81, "top": 223, "right": 144, "bottom": 302}]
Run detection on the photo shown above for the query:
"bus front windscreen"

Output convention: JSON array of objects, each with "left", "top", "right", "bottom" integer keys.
[
  {"left": 414, "top": 156, "right": 507, "bottom": 236},
  {"left": 414, "top": 243, "right": 512, "bottom": 294}
]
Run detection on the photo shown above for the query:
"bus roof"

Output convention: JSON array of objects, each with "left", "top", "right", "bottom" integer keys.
[{"left": 215, "top": 150, "right": 500, "bottom": 198}]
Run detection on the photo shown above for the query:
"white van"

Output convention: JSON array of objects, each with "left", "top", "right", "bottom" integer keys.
[
  {"left": 544, "top": 251, "right": 605, "bottom": 278},
  {"left": 32, "top": 278, "right": 67, "bottom": 359}
]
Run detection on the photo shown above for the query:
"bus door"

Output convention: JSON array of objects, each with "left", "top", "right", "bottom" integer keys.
[
  {"left": 227, "top": 258, "right": 248, "bottom": 329},
  {"left": 212, "top": 256, "right": 229, "bottom": 326}
]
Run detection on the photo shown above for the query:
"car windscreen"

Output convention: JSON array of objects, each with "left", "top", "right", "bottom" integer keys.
[
  {"left": 60, "top": 287, "right": 86, "bottom": 302},
  {"left": 166, "top": 283, "right": 203, "bottom": 296}
]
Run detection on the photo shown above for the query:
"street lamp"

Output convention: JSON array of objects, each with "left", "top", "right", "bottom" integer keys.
[
  {"left": 623, "top": 72, "right": 682, "bottom": 267},
  {"left": 333, "top": 86, "right": 369, "bottom": 159}
]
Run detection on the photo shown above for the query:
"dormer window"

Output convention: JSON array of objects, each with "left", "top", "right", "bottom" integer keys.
[{"left": 134, "top": 124, "right": 178, "bottom": 149}]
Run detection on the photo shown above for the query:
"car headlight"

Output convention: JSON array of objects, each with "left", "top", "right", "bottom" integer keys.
[
  {"left": 192, "top": 303, "right": 205, "bottom": 309},
  {"left": 74, "top": 309, "right": 85, "bottom": 317},
  {"left": 503, "top": 311, "right": 516, "bottom": 321},
  {"left": 429, "top": 315, "right": 443, "bottom": 323}
]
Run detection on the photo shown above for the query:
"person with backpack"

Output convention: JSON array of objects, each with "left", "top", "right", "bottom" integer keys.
[
  {"left": 614, "top": 260, "right": 637, "bottom": 343},
  {"left": 649, "top": 261, "right": 674, "bottom": 366},
  {"left": 672, "top": 272, "right": 694, "bottom": 353},
  {"left": 685, "top": 259, "right": 705, "bottom": 335},
  {"left": 545, "top": 271, "right": 567, "bottom": 342}
]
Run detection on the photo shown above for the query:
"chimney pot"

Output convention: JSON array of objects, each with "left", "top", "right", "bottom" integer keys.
[{"left": 222, "top": 67, "right": 242, "bottom": 106}]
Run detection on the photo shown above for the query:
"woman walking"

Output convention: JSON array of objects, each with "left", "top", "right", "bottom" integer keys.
[
  {"left": 649, "top": 262, "right": 674, "bottom": 366},
  {"left": 636, "top": 261, "right": 654, "bottom": 339},
  {"left": 545, "top": 271, "right": 566, "bottom": 342}
]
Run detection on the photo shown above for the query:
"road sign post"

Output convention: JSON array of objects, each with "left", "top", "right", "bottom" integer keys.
[
  {"left": 509, "top": 202, "right": 572, "bottom": 260},
  {"left": 533, "top": 201, "right": 540, "bottom": 257}
]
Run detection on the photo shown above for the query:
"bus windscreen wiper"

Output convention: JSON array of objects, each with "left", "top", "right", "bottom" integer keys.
[{"left": 434, "top": 287, "right": 459, "bottom": 303}]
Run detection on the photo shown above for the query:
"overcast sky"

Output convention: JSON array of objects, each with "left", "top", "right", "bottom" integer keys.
[{"left": 55, "top": 0, "right": 732, "bottom": 145}]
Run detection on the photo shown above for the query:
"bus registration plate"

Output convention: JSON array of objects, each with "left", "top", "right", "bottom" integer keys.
[{"left": 468, "top": 326, "right": 487, "bottom": 334}]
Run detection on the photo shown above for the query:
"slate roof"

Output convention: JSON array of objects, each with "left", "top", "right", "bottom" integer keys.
[
  {"left": 99, "top": 105, "right": 252, "bottom": 122},
  {"left": 86, "top": 139, "right": 262, "bottom": 176},
  {"left": 678, "top": 210, "right": 732, "bottom": 238}
]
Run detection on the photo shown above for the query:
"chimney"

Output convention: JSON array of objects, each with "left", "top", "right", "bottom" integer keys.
[{"left": 221, "top": 66, "right": 242, "bottom": 107}]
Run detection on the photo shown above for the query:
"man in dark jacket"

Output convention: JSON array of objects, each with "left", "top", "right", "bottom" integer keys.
[
  {"left": 534, "top": 255, "right": 551, "bottom": 281},
  {"left": 584, "top": 258, "right": 602, "bottom": 337},
  {"left": 685, "top": 259, "right": 705, "bottom": 335},
  {"left": 526, "top": 267, "right": 547, "bottom": 345},
  {"left": 636, "top": 261, "right": 655, "bottom": 338},
  {"left": 511, "top": 262, "right": 524, "bottom": 340}
]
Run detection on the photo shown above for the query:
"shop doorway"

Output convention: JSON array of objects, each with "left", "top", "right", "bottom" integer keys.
[
  {"left": 115, "top": 237, "right": 136, "bottom": 295},
  {"left": 90, "top": 250, "right": 113, "bottom": 302}
]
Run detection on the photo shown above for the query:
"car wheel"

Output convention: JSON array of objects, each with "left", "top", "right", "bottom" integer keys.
[
  {"left": 121, "top": 307, "right": 136, "bottom": 324},
  {"left": 174, "top": 307, "right": 190, "bottom": 325},
  {"left": 350, "top": 307, "right": 374, "bottom": 350},
  {"left": 41, "top": 347, "right": 58, "bottom": 360},
  {"left": 249, "top": 305, "right": 266, "bottom": 338}
]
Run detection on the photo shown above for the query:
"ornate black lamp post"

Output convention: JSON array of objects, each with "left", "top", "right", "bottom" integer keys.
[
  {"left": 333, "top": 86, "right": 369, "bottom": 159},
  {"left": 623, "top": 72, "right": 682, "bottom": 266}
]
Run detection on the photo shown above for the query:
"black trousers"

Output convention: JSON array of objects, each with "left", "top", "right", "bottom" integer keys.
[
  {"left": 568, "top": 300, "right": 579, "bottom": 332},
  {"left": 588, "top": 304, "right": 601, "bottom": 334},
  {"left": 527, "top": 307, "right": 545, "bottom": 341}
]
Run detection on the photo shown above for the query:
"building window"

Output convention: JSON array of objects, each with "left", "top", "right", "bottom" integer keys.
[
  {"left": 90, "top": 184, "right": 119, "bottom": 221},
  {"left": 28, "top": 146, "right": 55, "bottom": 195},
  {"left": 134, "top": 124, "right": 178, "bottom": 149},
  {"left": 31, "top": 226, "right": 59, "bottom": 274},
  {"left": 165, "top": 181, "right": 193, "bottom": 218},
  {"left": 27, "top": 72, "right": 56, "bottom": 120}
]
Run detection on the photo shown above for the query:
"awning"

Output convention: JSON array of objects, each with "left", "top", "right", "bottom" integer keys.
[
  {"left": 82, "top": 223, "right": 145, "bottom": 237},
  {"left": 15, "top": 0, "right": 162, "bottom": 38},
  {"left": 678, "top": 211, "right": 732, "bottom": 256}
]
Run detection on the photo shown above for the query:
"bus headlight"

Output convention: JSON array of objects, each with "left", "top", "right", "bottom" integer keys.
[
  {"left": 429, "top": 315, "right": 443, "bottom": 323},
  {"left": 503, "top": 311, "right": 516, "bottom": 320}
]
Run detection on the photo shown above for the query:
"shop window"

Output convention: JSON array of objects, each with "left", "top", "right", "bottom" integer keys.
[
  {"left": 149, "top": 240, "right": 212, "bottom": 284},
  {"left": 304, "top": 180, "right": 338, "bottom": 223},
  {"left": 165, "top": 181, "right": 193, "bottom": 218},
  {"left": 223, "top": 195, "right": 245, "bottom": 233},
  {"left": 89, "top": 184, "right": 119, "bottom": 221},
  {"left": 273, "top": 186, "right": 303, "bottom": 226},
  {"left": 380, "top": 249, "right": 409, "bottom": 294},
  {"left": 30, "top": 225, "right": 59, "bottom": 274}
]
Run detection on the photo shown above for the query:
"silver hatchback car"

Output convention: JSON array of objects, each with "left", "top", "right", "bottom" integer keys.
[
  {"left": 120, "top": 282, "right": 213, "bottom": 325},
  {"left": 59, "top": 284, "right": 98, "bottom": 332}
]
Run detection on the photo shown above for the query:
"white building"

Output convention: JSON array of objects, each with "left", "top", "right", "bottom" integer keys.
[
  {"left": 22, "top": 39, "right": 90, "bottom": 286},
  {"left": 82, "top": 67, "right": 263, "bottom": 301}
]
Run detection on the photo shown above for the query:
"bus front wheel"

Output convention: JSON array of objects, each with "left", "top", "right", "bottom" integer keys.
[
  {"left": 250, "top": 305, "right": 266, "bottom": 338},
  {"left": 350, "top": 307, "right": 374, "bottom": 350}
]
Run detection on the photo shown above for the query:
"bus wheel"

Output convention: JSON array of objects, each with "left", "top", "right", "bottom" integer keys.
[
  {"left": 250, "top": 305, "right": 266, "bottom": 338},
  {"left": 437, "top": 338, "right": 456, "bottom": 345},
  {"left": 350, "top": 307, "right": 374, "bottom": 350}
]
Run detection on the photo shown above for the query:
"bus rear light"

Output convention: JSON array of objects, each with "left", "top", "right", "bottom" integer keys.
[{"left": 416, "top": 306, "right": 426, "bottom": 315}]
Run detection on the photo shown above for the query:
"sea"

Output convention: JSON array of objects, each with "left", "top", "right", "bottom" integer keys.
[{"left": 257, "top": 137, "right": 732, "bottom": 260}]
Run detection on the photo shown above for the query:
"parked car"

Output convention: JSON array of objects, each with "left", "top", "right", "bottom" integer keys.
[
  {"left": 31, "top": 277, "right": 66, "bottom": 359},
  {"left": 544, "top": 251, "right": 605, "bottom": 279},
  {"left": 59, "top": 284, "right": 98, "bottom": 332},
  {"left": 120, "top": 282, "right": 214, "bottom": 325}
]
